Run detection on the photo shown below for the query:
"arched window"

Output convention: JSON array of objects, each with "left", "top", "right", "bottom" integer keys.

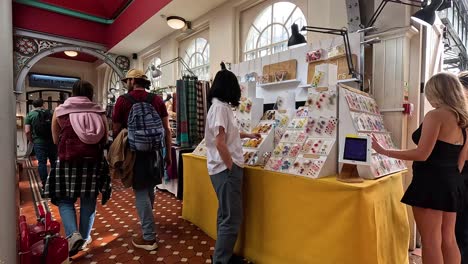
[
  {"left": 244, "top": 2, "right": 307, "bottom": 61},
  {"left": 145, "top": 57, "right": 162, "bottom": 89},
  {"left": 183, "top": 38, "right": 210, "bottom": 80}
]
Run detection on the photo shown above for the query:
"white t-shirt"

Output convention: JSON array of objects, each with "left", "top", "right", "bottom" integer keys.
[{"left": 205, "top": 98, "right": 244, "bottom": 175}]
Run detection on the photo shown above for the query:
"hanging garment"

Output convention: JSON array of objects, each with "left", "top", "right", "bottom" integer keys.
[
  {"left": 196, "top": 81, "right": 205, "bottom": 143},
  {"left": 177, "top": 79, "right": 189, "bottom": 148},
  {"left": 187, "top": 78, "right": 198, "bottom": 145}
]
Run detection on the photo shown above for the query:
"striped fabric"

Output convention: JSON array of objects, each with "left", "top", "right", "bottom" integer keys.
[
  {"left": 44, "top": 156, "right": 111, "bottom": 205},
  {"left": 187, "top": 79, "right": 198, "bottom": 145},
  {"left": 196, "top": 81, "right": 205, "bottom": 143},
  {"left": 177, "top": 79, "right": 189, "bottom": 147}
]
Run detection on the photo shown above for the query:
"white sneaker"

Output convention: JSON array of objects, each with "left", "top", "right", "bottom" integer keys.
[
  {"left": 80, "top": 237, "right": 92, "bottom": 250},
  {"left": 68, "top": 232, "right": 85, "bottom": 257}
]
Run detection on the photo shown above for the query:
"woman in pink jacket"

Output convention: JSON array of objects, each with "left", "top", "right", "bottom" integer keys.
[{"left": 44, "top": 80, "right": 110, "bottom": 257}]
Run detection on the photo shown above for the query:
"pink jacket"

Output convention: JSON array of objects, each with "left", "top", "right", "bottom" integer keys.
[{"left": 55, "top": 97, "right": 106, "bottom": 144}]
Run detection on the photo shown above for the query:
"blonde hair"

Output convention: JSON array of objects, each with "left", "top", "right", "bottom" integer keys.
[{"left": 425, "top": 72, "right": 468, "bottom": 128}]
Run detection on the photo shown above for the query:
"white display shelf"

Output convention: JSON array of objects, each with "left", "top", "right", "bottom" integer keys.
[
  {"left": 347, "top": 108, "right": 382, "bottom": 116},
  {"left": 298, "top": 84, "right": 312, "bottom": 89},
  {"left": 356, "top": 130, "right": 388, "bottom": 134},
  {"left": 338, "top": 84, "right": 406, "bottom": 180},
  {"left": 337, "top": 78, "right": 361, "bottom": 84},
  {"left": 259, "top": 79, "right": 301, "bottom": 88}
]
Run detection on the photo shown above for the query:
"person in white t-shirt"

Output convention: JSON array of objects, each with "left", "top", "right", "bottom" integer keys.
[{"left": 205, "top": 63, "right": 260, "bottom": 264}]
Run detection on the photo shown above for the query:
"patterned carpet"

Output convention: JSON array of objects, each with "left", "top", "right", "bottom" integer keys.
[{"left": 20, "top": 159, "right": 216, "bottom": 264}]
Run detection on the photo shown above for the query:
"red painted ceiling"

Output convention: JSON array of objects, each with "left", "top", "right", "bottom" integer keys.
[
  {"left": 49, "top": 52, "right": 98, "bottom": 63},
  {"left": 13, "top": 0, "right": 172, "bottom": 49}
]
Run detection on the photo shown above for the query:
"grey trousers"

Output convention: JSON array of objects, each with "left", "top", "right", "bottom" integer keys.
[{"left": 210, "top": 164, "right": 243, "bottom": 264}]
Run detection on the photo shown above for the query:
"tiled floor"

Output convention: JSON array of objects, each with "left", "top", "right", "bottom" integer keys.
[
  {"left": 20, "top": 160, "right": 216, "bottom": 264},
  {"left": 19, "top": 159, "right": 423, "bottom": 264}
]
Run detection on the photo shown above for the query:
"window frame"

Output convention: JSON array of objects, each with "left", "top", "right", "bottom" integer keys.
[
  {"left": 144, "top": 56, "right": 162, "bottom": 90},
  {"left": 182, "top": 37, "right": 210, "bottom": 80},
  {"left": 242, "top": 1, "right": 307, "bottom": 61}
]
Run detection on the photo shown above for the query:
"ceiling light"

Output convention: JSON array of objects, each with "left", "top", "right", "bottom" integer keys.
[
  {"left": 64, "top": 51, "right": 78, "bottom": 57},
  {"left": 167, "top": 16, "right": 186, "bottom": 29}
]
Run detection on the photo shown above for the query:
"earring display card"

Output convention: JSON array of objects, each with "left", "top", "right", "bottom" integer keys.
[
  {"left": 261, "top": 110, "right": 276, "bottom": 121},
  {"left": 287, "top": 118, "right": 308, "bottom": 129},
  {"left": 192, "top": 139, "right": 207, "bottom": 157},
  {"left": 307, "top": 116, "right": 337, "bottom": 137},
  {"left": 343, "top": 89, "right": 379, "bottom": 114},
  {"left": 237, "top": 118, "right": 251, "bottom": 133},
  {"left": 265, "top": 157, "right": 295, "bottom": 172},
  {"left": 275, "top": 112, "right": 291, "bottom": 128},
  {"left": 238, "top": 97, "right": 253, "bottom": 114},
  {"left": 371, "top": 154, "right": 407, "bottom": 177},
  {"left": 290, "top": 156, "right": 327, "bottom": 178},
  {"left": 350, "top": 112, "right": 385, "bottom": 132},
  {"left": 274, "top": 127, "right": 286, "bottom": 146},
  {"left": 252, "top": 121, "right": 274, "bottom": 135},
  {"left": 280, "top": 130, "right": 308, "bottom": 144},
  {"left": 243, "top": 150, "right": 258, "bottom": 164},
  {"left": 242, "top": 136, "right": 265, "bottom": 148},
  {"left": 295, "top": 107, "right": 310, "bottom": 118},
  {"left": 301, "top": 138, "right": 335, "bottom": 156}
]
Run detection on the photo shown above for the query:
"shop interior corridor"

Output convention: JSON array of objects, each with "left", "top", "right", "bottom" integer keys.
[{"left": 19, "top": 158, "right": 216, "bottom": 264}]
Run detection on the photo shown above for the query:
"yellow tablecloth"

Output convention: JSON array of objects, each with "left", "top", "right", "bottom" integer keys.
[{"left": 182, "top": 154, "right": 410, "bottom": 264}]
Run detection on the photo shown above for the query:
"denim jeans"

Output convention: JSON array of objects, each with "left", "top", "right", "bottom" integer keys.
[
  {"left": 34, "top": 143, "right": 57, "bottom": 186},
  {"left": 134, "top": 184, "right": 156, "bottom": 241},
  {"left": 210, "top": 164, "right": 243, "bottom": 264},
  {"left": 57, "top": 195, "right": 97, "bottom": 240}
]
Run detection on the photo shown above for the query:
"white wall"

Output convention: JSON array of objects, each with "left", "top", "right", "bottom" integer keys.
[
  {"left": 16, "top": 57, "right": 100, "bottom": 156},
  {"left": 136, "top": 0, "right": 350, "bottom": 88}
]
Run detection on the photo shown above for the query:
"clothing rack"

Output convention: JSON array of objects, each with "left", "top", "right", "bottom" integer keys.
[{"left": 175, "top": 76, "right": 210, "bottom": 148}]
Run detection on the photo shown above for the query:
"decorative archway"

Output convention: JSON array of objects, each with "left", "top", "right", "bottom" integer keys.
[{"left": 13, "top": 35, "right": 130, "bottom": 94}]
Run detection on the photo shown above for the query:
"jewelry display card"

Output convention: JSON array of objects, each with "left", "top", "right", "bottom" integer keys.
[
  {"left": 343, "top": 89, "right": 379, "bottom": 114},
  {"left": 252, "top": 121, "right": 274, "bottom": 135},
  {"left": 370, "top": 154, "right": 407, "bottom": 177},
  {"left": 192, "top": 139, "right": 207, "bottom": 157},
  {"left": 289, "top": 156, "right": 327, "bottom": 178}
]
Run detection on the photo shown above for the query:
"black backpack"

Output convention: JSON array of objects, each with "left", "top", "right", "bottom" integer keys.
[{"left": 32, "top": 110, "right": 53, "bottom": 140}]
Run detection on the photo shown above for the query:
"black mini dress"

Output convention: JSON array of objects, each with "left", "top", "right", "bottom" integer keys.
[{"left": 401, "top": 124, "right": 466, "bottom": 212}]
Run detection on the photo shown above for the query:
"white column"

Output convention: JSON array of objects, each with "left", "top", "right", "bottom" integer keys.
[{"left": 0, "top": 1, "right": 18, "bottom": 263}]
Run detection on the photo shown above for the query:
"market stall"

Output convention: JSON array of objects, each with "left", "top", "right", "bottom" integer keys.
[{"left": 182, "top": 154, "right": 409, "bottom": 264}]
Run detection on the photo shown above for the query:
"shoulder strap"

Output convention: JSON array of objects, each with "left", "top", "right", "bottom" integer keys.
[
  {"left": 146, "top": 93, "right": 155, "bottom": 104},
  {"left": 122, "top": 94, "right": 138, "bottom": 105}
]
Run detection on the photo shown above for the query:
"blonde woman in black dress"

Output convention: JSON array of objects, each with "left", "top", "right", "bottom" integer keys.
[{"left": 372, "top": 72, "right": 468, "bottom": 264}]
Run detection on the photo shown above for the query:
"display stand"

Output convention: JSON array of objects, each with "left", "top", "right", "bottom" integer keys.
[
  {"left": 337, "top": 164, "right": 363, "bottom": 183},
  {"left": 236, "top": 82, "right": 264, "bottom": 133},
  {"left": 264, "top": 64, "right": 339, "bottom": 178},
  {"left": 338, "top": 84, "right": 407, "bottom": 179}
]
